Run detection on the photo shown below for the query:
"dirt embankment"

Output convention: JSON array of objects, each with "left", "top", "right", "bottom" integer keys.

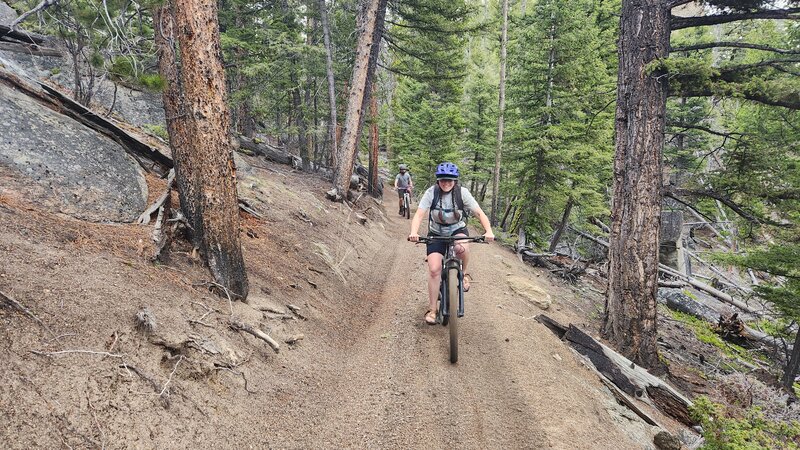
[{"left": 1, "top": 159, "right": 666, "bottom": 449}]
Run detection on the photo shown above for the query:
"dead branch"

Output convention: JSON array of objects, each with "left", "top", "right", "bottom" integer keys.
[
  {"left": 1, "top": 290, "right": 58, "bottom": 339},
  {"left": 230, "top": 320, "right": 280, "bottom": 353},
  {"left": 85, "top": 392, "right": 106, "bottom": 449},
  {"left": 158, "top": 355, "right": 183, "bottom": 397},
  {"left": 10, "top": 0, "right": 60, "bottom": 29},
  {"left": 685, "top": 249, "right": 752, "bottom": 294},
  {"left": 137, "top": 169, "right": 175, "bottom": 225},
  {"left": 238, "top": 200, "right": 264, "bottom": 219},
  {"left": 32, "top": 349, "right": 126, "bottom": 359},
  {"left": 0, "top": 41, "right": 62, "bottom": 56}
]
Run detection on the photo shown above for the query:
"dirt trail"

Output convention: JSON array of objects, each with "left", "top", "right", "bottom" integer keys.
[
  {"left": 266, "top": 215, "right": 648, "bottom": 449},
  {"left": 1, "top": 173, "right": 657, "bottom": 448}
]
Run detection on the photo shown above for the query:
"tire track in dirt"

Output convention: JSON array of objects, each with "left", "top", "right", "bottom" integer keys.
[{"left": 290, "top": 215, "right": 643, "bottom": 449}]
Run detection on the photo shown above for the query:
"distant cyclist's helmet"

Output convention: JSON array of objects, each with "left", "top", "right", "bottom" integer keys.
[
  {"left": 399, "top": 163, "right": 408, "bottom": 171},
  {"left": 435, "top": 162, "right": 459, "bottom": 180}
]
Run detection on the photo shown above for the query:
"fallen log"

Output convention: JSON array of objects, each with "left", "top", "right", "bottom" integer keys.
[
  {"left": 659, "top": 263, "right": 761, "bottom": 316},
  {"left": 237, "top": 136, "right": 297, "bottom": 166},
  {"left": 0, "top": 41, "right": 62, "bottom": 57},
  {"left": 0, "top": 66, "right": 172, "bottom": 176},
  {"left": 569, "top": 226, "right": 761, "bottom": 315},
  {"left": 658, "top": 289, "right": 789, "bottom": 353},
  {"left": 0, "top": 24, "right": 47, "bottom": 45},
  {"left": 537, "top": 315, "right": 695, "bottom": 426},
  {"left": 685, "top": 249, "right": 752, "bottom": 294}
]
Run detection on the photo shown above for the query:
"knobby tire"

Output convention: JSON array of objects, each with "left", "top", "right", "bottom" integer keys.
[
  {"left": 404, "top": 194, "right": 410, "bottom": 220},
  {"left": 447, "top": 268, "right": 459, "bottom": 363}
]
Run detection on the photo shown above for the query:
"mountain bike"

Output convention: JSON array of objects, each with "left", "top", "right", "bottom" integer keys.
[
  {"left": 417, "top": 235, "right": 486, "bottom": 363},
  {"left": 401, "top": 189, "right": 411, "bottom": 219}
]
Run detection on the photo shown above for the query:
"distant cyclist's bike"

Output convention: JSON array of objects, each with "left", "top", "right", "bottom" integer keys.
[
  {"left": 401, "top": 189, "right": 411, "bottom": 219},
  {"left": 417, "top": 235, "right": 486, "bottom": 363}
]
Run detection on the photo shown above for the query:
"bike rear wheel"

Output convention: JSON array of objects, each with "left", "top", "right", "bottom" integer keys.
[{"left": 447, "top": 268, "right": 459, "bottom": 363}]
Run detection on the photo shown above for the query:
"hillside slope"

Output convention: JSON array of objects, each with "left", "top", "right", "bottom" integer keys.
[{"left": 0, "top": 156, "right": 676, "bottom": 448}]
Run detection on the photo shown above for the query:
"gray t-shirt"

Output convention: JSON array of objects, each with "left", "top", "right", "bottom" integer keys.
[
  {"left": 395, "top": 172, "right": 412, "bottom": 189},
  {"left": 418, "top": 185, "right": 479, "bottom": 235}
]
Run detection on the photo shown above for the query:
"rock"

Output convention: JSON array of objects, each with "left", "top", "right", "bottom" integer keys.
[
  {"left": 326, "top": 188, "right": 342, "bottom": 202},
  {"left": 506, "top": 275, "right": 552, "bottom": 310},
  {"left": 285, "top": 334, "right": 304, "bottom": 344},
  {"left": 653, "top": 431, "right": 682, "bottom": 450},
  {"left": 0, "top": 1, "right": 16, "bottom": 26},
  {"left": 134, "top": 307, "right": 156, "bottom": 334},
  {"left": 0, "top": 81, "right": 148, "bottom": 222}
]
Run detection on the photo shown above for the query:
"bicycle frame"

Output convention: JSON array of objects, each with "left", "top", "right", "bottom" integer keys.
[{"left": 419, "top": 235, "right": 484, "bottom": 320}]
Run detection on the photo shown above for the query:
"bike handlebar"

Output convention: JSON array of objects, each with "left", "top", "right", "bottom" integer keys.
[{"left": 412, "top": 235, "right": 488, "bottom": 244}]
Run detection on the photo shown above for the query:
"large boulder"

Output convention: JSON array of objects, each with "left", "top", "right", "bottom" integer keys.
[
  {"left": 0, "top": 1, "right": 15, "bottom": 26},
  {"left": 506, "top": 275, "right": 552, "bottom": 310},
  {"left": 0, "top": 81, "right": 148, "bottom": 222}
]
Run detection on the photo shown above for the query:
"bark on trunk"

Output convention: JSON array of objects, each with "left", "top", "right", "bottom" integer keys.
[
  {"left": 169, "top": 0, "right": 249, "bottom": 299},
  {"left": 783, "top": 330, "right": 800, "bottom": 391},
  {"left": 490, "top": 0, "right": 509, "bottom": 225},
  {"left": 602, "top": 0, "right": 670, "bottom": 369},
  {"left": 367, "top": 83, "right": 379, "bottom": 196},
  {"left": 319, "top": 0, "right": 338, "bottom": 169},
  {"left": 332, "top": 0, "right": 383, "bottom": 197},
  {"left": 549, "top": 196, "right": 573, "bottom": 253}
]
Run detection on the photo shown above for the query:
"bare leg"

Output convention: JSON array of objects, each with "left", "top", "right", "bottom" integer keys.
[
  {"left": 454, "top": 233, "right": 470, "bottom": 289},
  {"left": 426, "top": 252, "right": 443, "bottom": 313}
]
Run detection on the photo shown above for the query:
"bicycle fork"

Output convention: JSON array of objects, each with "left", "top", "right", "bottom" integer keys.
[{"left": 439, "top": 262, "right": 465, "bottom": 318}]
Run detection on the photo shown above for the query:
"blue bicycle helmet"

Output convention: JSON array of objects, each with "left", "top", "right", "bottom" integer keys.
[{"left": 435, "top": 162, "right": 459, "bottom": 180}]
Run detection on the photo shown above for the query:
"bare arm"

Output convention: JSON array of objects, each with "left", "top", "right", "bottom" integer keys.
[
  {"left": 408, "top": 207, "right": 427, "bottom": 241},
  {"left": 472, "top": 206, "right": 495, "bottom": 241}
]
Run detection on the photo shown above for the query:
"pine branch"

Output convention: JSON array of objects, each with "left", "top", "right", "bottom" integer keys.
[
  {"left": 377, "top": 62, "right": 464, "bottom": 81},
  {"left": 666, "top": 122, "right": 745, "bottom": 140},
  {"left": 674, "top": 85, "right": 800, "bottom": 110},
  {"left": 718, "top": 58, "right": 800, "bottom": 74},
  {"left": 669, "top": 188, "right": 793, "bottom": 227},
  {"left": 671, "top": 8, "right": 800, "bottom": 30},
  {"left": 671, "top": 42, "right": 800, "bottom": 55}
]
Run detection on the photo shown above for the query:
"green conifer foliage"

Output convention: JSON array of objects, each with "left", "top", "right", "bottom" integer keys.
[{"left": 504, "top": 0, "right": 617, "bottom": 242}]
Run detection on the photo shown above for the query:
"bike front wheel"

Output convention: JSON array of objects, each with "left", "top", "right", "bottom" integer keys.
[
  {"left": 404, "top": 194, "right": 411, "bottom": 219},
  {"left": 447, "top": 268, "right": 459, "bottom": 363}
]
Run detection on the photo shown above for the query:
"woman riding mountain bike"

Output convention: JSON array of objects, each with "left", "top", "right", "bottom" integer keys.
[{"left": 408, "top": 162, "right": 495, "bottom": 325}]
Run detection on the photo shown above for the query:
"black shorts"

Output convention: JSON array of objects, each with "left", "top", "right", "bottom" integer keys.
[
  {"left": 426, "top": 227, "right": 469, "bottom": 255},
  {"left": 397, "top": 188, "right": 410, "bottom": 198}
]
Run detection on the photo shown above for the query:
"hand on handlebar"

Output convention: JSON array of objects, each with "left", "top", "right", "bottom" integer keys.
[
  {"left": 408, "top": 233, "right": 420, "bottom": 242},
  {"left": 483, "top": 232, "right": 495, "bottom": 242}
]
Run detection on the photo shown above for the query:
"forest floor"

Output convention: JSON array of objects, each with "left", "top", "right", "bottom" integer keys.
[{"left": 2, "top": 157, "right": 693, "bottom": 449}]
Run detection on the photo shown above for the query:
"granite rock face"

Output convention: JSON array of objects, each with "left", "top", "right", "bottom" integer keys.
[
  {"left": 0, "top": 1, "right": 15, "bottom": 26},
  {"left": 0, "top": 81, "right": 148, "bottom": 222}
]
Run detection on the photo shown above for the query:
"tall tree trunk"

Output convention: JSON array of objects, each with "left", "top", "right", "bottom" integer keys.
[
  {"left": 170, "top": 0, "right": 249, "bottom": 298},
  {"left": 783, "top": 330, "right": 800, "bottom": 391},
  {"left": 153, "top": 3, "right": 190, "bottom": 206},
  {"left": 333, "top": 0, "right": 387, "bottom": 198},
  {"left": 490, "top": 0, "right": 508, "bottom": 225},
  {"left": 319, "top": 0, "right": 338, "bottom": 169},
  {"left": 549, "top": 196, "right": 573, "bottom": 253},
  {"left": 355, "top": 0, "right": 387, "bottom": 165},
  {"left": 368, "top": 83, "right": 379, "bottom": 196},
  {"left": 500, "top": 201, "right": 516, "bottom": 231},
  {"left": 602, "top": 0, "right": 669, "bottom": 369}
]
